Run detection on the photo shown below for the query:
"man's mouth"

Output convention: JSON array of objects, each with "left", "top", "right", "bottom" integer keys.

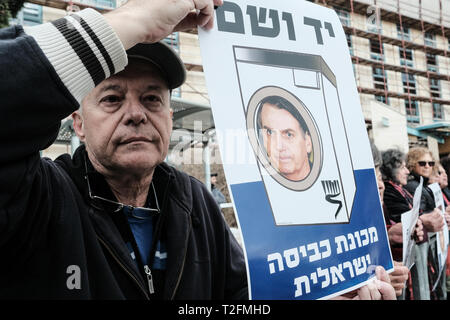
[
  {"left": 119, "top": 136, "right": 152, "bottom": 144},
  {"left": 277, "top": 156, "right": 292, "bottom": 163}
]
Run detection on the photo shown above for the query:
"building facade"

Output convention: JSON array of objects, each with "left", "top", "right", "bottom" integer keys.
[{"left": 310, "top": 0, "right": 450, "bottom": 158}]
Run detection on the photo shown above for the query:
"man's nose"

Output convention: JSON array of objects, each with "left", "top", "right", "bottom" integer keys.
[
  {"left": 275, "top": 135, "right": 287, "bottom": 151},
  {"left": 123, "top": 99, "right": 147, "bottom": 126}
]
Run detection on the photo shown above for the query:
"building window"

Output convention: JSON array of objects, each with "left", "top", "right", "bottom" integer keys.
[
  {"left": 162, "top": 33, "right": 179, "bottom": 50},
  {"left": 375, "top": 95, "right": 389, "bottom": 105},
  {"left": 397, "top": 24, "right": 411, "bottom": 41},
  {"left": 424, "top": 32, "right": 436, "bottom": 47},
  {"left": 83, "top": 0, "right": 116, "bottom": 9},
  {"left": 367, "top": 17, "right": 382, "bottom": 34},
  {"left": 426, "top": 53, "right": 438, "bottom": 73},
  {"left": 372, "top": 67, "right": 387, "bottom": 90},
  {"left": 429, "top": 78, "right": 441, "bottom": 98},
  {"left": 402, "top": 72, "right": 416, "bottom": 95},
  {"left": 346, "top": 33, "right": 353, "bottom": 55},
  {"left": 334, "top": 7, "right": 351, "bottom": 27},
  {"left": 370, "top": 39, "right": 383, "bottom": 61},
  {"left": 14, "top": 3, "right": 43, "bottom": 26},
  {"left": 399, "top": 47, "right": 414, "bottom": 67},
  {"left": 432, "top": 103, "right": 444, "bottom": 120},
  {"left": 405, "top": 100, "right": 420, "bottom": 123}
]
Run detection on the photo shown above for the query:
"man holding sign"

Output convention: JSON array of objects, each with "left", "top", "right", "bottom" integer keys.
[
  {"left": 0, "top": 0, "right": 250, "bottom": 299},
  {"left": 0, "top": 0, "right": 394, "bottom": 300}
]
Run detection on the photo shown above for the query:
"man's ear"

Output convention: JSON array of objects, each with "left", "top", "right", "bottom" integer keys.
[
  {"left": 305, "top": 132, "right": 312, "bottom": 154},
  {"left": 72, "top": 111, "right": 85, "bottom": 142}
]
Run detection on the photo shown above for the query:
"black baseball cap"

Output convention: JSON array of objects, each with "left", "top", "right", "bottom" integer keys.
[{"left": 126, "top": 41, "right": 186, "bottom": 90}]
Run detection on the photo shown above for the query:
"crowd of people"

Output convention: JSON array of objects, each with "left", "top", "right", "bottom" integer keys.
[{"left": 372, "top": 142, "right": 450, "bottom": 300}]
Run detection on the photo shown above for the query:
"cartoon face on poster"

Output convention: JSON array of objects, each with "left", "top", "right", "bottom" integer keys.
[{"left": 199, "top": 0, "right": 393, "bottom": 299}]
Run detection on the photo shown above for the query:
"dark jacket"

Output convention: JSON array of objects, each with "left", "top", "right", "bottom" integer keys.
[
  {"left": 382, "top": 179, "right": 429, "bottom": 257},
  {"left": 383, "top": 181, "right": 413, "bottom": 223},
  {"left": 442, "top": 187, "right": 450, "bottom": 204},
  {"left": 0, "top": 25, "right": 247, "bottom": 299},
  {"left": 404, "top": 172, "right": 436, "bottom": 214}
]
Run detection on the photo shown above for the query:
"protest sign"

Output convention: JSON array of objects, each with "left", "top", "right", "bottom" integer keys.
[
  {"left": 401, "top": 177, "right": 422, "bottom": 270},
  {"left": 199, "top": 0, "right": 393, "bottom": 299},
  {"left": 428, "top": 182, "right": 449, "bottom": 290}
]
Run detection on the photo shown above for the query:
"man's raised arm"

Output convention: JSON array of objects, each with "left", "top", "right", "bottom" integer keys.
[{"left": 0, "top": 0, "right": 221, "bottom": 241}]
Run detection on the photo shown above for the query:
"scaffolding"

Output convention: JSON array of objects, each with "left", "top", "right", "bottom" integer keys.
[{"left": 329, "top": 0, "right": 450, "bottom": 112}]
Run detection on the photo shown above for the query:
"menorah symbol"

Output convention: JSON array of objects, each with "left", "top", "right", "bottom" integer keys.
[{"left": 321, "top": 180, "right": 342, "bottom": 219}]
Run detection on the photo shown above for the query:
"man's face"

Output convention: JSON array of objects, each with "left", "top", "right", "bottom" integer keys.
[
  {"left": 260, "top": 103, "right": 312, "bottom": 181},
  {"left": 72, "top": 60, "right": 173, "bottom": 176}
]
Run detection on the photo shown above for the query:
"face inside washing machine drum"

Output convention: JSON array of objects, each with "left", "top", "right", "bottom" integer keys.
[{"left": 246, "top": 86, "right": 322, "bottom": 192}]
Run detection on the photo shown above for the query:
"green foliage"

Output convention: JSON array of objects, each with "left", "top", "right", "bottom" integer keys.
[
  {"left": 0, "top": 0, "right": 26, "bottom": 28},
  {"left": 0, "top": 0, "right": 10, "bottom": 28},
  {"left": 8, "top": 0, "right": 26, "bottom": 17}
]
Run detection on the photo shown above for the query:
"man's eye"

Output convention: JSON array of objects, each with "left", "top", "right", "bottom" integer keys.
[
  {"left": 143, "top": 95, "right": 162, "bottom": 103},
  {"left": 100, "top": 95, "right": 122, "bottom": 104},
  {"left": 266, "top": 128, "right": 272, "bottom": 135}
]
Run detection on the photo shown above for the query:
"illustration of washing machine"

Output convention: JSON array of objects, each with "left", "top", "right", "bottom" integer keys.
[{"left": 234, "top": 46, "right": 356, "bottom": 225}]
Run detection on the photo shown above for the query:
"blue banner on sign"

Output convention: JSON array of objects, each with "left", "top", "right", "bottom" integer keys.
[{"left": 231, "top": 169, "right": 393, "bottom": 300}]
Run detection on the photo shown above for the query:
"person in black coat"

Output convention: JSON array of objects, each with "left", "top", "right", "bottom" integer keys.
[
  {"left": 0, "top": 0, "right": 250, "bottom": 300},
  {"left": 381, "top": 149, "right": 413, "bottom": 224}
]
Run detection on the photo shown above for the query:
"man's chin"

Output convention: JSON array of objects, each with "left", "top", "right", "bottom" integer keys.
[
  {"left": 277, "top": 166, "right": 294, "bottom": 176},
  {"left": 279, "top": 168, "right": 310, "bottom": 181},
  {"left": 113, "top": 153, "right": 163, "bottom": 172}
]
